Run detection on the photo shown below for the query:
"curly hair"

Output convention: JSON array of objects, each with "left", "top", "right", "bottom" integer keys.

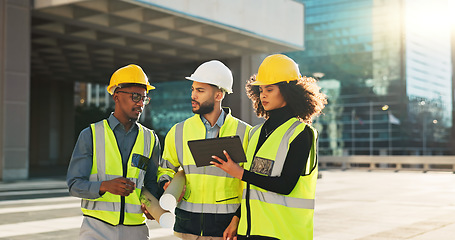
[{"left": 245, "top": 75, "right": 327, "bottom": 124}]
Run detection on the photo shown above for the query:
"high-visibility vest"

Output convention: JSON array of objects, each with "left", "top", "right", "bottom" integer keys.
[
  {"left": 158, "top": 109, "right": 251, "bottom": 214},
  {"left": 238, "top": 118, "right": 318, "bottom": 239},
  {"left": 81, "top": 120, "right": 155, "bottom": 225}
]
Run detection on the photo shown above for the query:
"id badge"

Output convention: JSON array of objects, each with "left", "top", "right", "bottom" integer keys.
[
  {"left": 250, "top": 156, "right": 274, "bottom": 176},
  {"left": 131, "top": 153, "right": 150, "bottom": 170}
]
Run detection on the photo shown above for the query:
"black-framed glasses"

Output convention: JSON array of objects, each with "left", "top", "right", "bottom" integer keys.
[{"left": 116, "top": 91, "right": 150, "bottom": 105}]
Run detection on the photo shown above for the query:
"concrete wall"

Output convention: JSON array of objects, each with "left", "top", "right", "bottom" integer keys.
[
  {"left": 134, "top": 0, "right": 304, "bottom": 49},
  {"left": 0, "top": 0, "right": 31, "bottom": 181},
  {"left": 33, "top": 0, "right": 305, "bottom": 49}
]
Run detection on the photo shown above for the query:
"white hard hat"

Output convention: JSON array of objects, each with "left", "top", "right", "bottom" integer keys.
[{"left": 185, "top": 60, "right": 233, "bottom": 94}]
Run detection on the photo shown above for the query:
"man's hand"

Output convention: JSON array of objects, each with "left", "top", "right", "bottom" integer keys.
[
  {"left": 141, "top": 203, "right": 154, "bottom": 220},
  {"left": 99, "top": 177, "right": 136, "bottom": 196},
  {"left": 163, "top": 181, "right": 171, "bottom": 191},
  {"left": 163, "top": 180, "right": 186, "bottom": 202},
  {"left": 223, "top": 215, "right": 239, "bottom": 240}
]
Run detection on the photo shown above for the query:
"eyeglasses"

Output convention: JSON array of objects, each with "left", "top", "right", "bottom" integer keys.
[{"left": 116, "top": 91, "right": 150, "bottom": 105}]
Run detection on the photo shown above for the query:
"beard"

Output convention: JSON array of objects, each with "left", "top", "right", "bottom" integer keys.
[
  {"left": 192, "top": 100, "right": 215, "bottom": 115},
  {"left": 128, "top": 107, "right": 142, "bottom": 122},
  {"left": 128, "top": 115, "right": 139, "bottom": 122}
]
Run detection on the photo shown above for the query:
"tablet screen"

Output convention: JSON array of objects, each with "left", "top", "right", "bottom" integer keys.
[{"left": 187, "top": 136, "right": 247, "bottom": 167}]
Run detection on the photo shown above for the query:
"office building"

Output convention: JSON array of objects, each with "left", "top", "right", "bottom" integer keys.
[{"left": 291, "top": 0, "right": 452, "bottom": 155}]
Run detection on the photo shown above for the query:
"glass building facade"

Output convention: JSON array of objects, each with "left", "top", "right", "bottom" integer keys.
[
  {"left": 147, "top": 81, "right": 193, "bottom": 141},
  {"left": 290, "top": 0, "right": 453, "bottom": 155}
]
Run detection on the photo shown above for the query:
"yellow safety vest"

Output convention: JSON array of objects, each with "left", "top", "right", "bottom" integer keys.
[
  {"left": 81, "top": 120, "right": 155, "bottom": 225},
  {"left": 158, "top": 109, "right": 251, "bottom": 214},
  {"left": 238, "top": 118, "right": 318, "bottom": 239}
]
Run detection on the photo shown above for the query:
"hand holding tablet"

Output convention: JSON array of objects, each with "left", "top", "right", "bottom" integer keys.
[{"left": 187, "top": 136, "right": 246, "bottom": 167}]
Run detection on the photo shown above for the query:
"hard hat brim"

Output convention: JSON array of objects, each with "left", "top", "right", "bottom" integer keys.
[
  {"left": 185, "top": 76, "right": 233, "bottom": 94},
  {"left": 250, "top": 76, "right": 302, "bottom": 86},
  {"left": 108, "top": 83, "right": 155, "bottom": 95},
  {"left": 249, "top": 80, "right": 268, "bottom": 86},
  {"left": 147, "top": 85, "right": 156, "bottom": 91}
]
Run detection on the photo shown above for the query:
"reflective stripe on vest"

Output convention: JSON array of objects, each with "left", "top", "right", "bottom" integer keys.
[
  {"left": 89, "top": 121, "right": 152, "bottom": 188},
  {"left": 82, "top": 120, "right": 154, "bottom": 225},
  {"left": 235, "top": 120, "right": 248, "bottom": 144},
  {"left": 171, "top": 111, "right": 250, "bottom": 214},
  {"left": 245, "top": 188, "right": 315, "bottom": 209},
  {"left": 82, "top": 201, "right": 143, "bottom": 214},
  {"left": 181, "top": 165, "right": 236, "bottom": 178},
  {"left": 271, "top": 120, "right": 301, "bottom": 177},
  {"left": 248, "top": 125, "right": 261, "bottom": 141},
  {"left": 175, "top": 121, "right": 184, "bottom": 166},
  {"left": 178, "top": 201, "right": 240, "bottom": 214}
]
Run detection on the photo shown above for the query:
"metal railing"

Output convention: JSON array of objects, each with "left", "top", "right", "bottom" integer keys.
[{"left": 319, "top": 156, "right": 455, "bottom": 173}]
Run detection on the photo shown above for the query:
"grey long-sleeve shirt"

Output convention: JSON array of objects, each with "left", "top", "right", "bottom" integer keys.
[{"left": 66, "top": 114, "right": 162, "bottom": 199}]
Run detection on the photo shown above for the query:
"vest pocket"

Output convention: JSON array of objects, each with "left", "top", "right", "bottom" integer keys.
[
  {"left": 215, "top": 191, "right": 239, "bottom": 203},
  {"left": 216, "top": 196, "right": 238, "bottom": 203}
]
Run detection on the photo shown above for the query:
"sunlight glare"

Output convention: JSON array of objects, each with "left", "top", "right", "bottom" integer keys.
[
  {"left": 406, "top": 0, "right": 452, "bottom": 35},
  {"left": 448, "top": 0, "right": 455, "bottom": 26}
]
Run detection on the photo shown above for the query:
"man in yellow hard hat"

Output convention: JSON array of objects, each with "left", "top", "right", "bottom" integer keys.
[
  {"left": 157, "top": 60, "right": 251, "bottom": 240},
  {"left": 67, "top": 64, "right": 161, "bottom": 239}
]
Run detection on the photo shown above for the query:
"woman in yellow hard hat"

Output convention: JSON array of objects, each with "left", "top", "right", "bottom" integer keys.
[{"left": 211, "top": 54, "right": 327, "bottom": 240}]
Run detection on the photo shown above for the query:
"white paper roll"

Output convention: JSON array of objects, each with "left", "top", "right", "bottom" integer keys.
[
  {"left": 140, "top": 188, "right": 174, "bottom": 228},
  {"left": 158, "top": 212, "right": 175, "bottom": 228},
  {"left": 159, "top": 170, "right": 186, "bottom": 211},
  {"left": 159, "top": 193, "right": 177, "bottom": 212}
]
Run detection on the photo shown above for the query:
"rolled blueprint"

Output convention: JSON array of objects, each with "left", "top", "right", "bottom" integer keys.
[
  {"left": 159, "top": 170, "right": 186, "bottom": 211},
  {"left": 140, "top": 188, "right": 175, "bottom": 228}
]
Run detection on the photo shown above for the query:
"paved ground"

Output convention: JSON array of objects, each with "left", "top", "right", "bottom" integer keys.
[
  {"left": 0, "top": 170, "right": 454, "bottom": 239},
  {"left": 315, "top": 170, "right": 455, "bottom": 240}
]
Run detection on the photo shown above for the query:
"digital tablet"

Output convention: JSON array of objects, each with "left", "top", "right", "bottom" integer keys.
[{"left": 187, "top": 136, "right": 247, "bottom": 167}]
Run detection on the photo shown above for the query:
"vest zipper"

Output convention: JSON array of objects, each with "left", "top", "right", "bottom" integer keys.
[
  {"left": 119, "top": 196, "right": 125, "bottom": 225},
  {"left": 246, "top": 182, "right": 251, "bottom": 237},
  {"left": 119, "top": 152, "right": 128, "bottom": 225},
  {"left": 200, "top": 165, "right": 206, "bottom": 236},
  {"left": 200, "top": 213, "right": 204, "bottom": 236}
]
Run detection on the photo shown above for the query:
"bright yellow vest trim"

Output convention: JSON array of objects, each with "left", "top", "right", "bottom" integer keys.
[
  {"left": 81, "top": 120, "right": 155, "bottom": 225},
  {"left": 239, "top": 118, "right": 318, "bottom": 239}
]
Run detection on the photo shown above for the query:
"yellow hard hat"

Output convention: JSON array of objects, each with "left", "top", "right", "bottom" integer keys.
[
  {"left": 107, "top": 64, "right": 155, "bottom": 95},
  {"left": 251, "top": 54, "right": 302, "bottom": 85}
]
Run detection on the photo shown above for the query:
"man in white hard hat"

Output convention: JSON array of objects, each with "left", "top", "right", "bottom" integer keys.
[
  {"left": 158, "top": 60, "right": 251, "bottom": 239},
  {"left": 67, "top": 64, "right": 162, "bottom": 239}
]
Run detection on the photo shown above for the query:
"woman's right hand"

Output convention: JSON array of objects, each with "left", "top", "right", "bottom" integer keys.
[{"left": 211, "top": 150, "right": 244, "bottom": 179}]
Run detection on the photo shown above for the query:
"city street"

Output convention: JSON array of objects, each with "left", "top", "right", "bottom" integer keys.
[{"left": 1, "top": 170, "right": 455, "bottom": 239}]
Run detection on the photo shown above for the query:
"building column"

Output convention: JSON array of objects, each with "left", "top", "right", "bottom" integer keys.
[
  {"left": 239, "top": 54, "right": 266, "bottom": 126},
  {"left": 222, "top": 55, "right": 265, "bottom": 126},
  {"left": 0, "top": 0, "right": 31, "bottom": 180}
]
